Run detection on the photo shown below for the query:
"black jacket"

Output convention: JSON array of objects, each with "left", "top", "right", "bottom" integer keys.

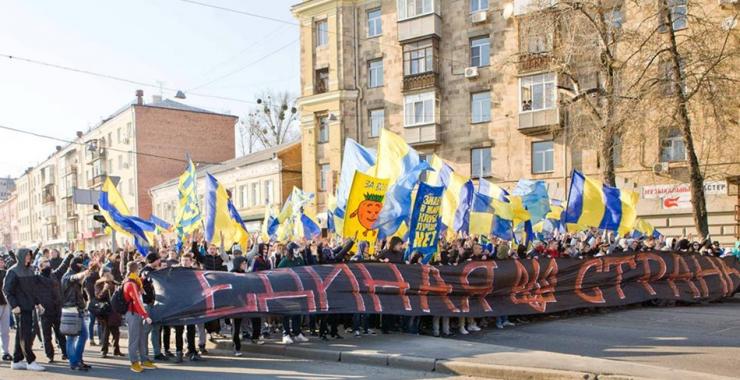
[
  {"left": 139, "top": 264, "right": 157, "bottom": 305},
  {"left": 377, "top": 248, "right": 405, "bottom": 264},
  {"left": 3, "top": 248, "right": 39, "bottom": 311},
  {"left": 192, "top": 242, "right": 226, "bottom": 271},
  {"left": 61, "top": 258, "right": 88, "bottom": 310},
  {"left": 0, "top": 269, "right": 6, "bottom": 305},
  {"left": 34, "top": 254, "right": 72, "bottom": 316}
]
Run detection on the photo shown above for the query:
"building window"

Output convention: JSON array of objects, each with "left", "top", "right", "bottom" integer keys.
[
  {"left": 367, "top": 8, "right": 382, "bottom": 37},
  {"left": 660, "top": 58, "right": 686, "bottom": 96},
  {"left": 315, "top": 68, "right": 329, "bottom": 94},
  {"left": 318, "top": 116, "right": 329, "bottom": 143},
  {"left": 526, "top": 32, "right": 553, "bottom": 53},
  {"left": 471, "top": 147, "right": 492, "bottom": 178},
  {"left": 404, "top": 91, "right": 435, "bottom": 127},
  {"left": 471, "top": 0, "right": 489, "bottom": 12},
  {"left": 532, "top": 141, "right": 554, "bottom": 173},
  {"left": 126, "top": 122, "right": 132, "bottom": 142},
  {"left": 128, "top": 178, "right": 135, "bottom": 196},
  {"left": 660, "top": 128, "right": 686, "bottom": 162},
  {"left": 470, "top": 36, "right": 490, "bottom": 67},
  {"left": 471, "top": 91, "right": 491, "bottom": 123},
  {"left": 117, "top": 155, "right": 123, "bottom": 169},
  {"left": 660, "top": 0, "right": 687, "bottom": 32},
  {"left": 315, "top": 20, "right": 329, "bottom": 47},
  {"left": 369, "top": 109, "right": 384, "bottom": 137},
  {"left": 250, "top": 183, "right": 259, "bottom": 207},
  {"left": 264, "top": 180, "right": 274, "bottom": 205},
  {"left": 240, "top": 185, "right": 248, "bottom": 208},
  {"left": 368, "top": 59, "right": 384, "bottom": 88},
  {"left": 117, "top": 128, "right": 122, "bottom": 144},
  {"left": 520, "top": 73, "right": 556, "bottom": 112},
  {"left": 403, "top": 40, "right": 435, "bottom": 76},
  {"left": 612, "top": 135, "right": 622, "bottom": 167},
  {"left": 319, "top": 164, "right": 330, "bottom": 191},
  {"left": 398, "top": 0, "right": 434, "bottom": 20}
]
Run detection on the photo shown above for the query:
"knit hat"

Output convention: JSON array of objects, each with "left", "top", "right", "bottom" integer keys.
[{"left": 146, "top": 252, "right": 161, "bottom": 264}]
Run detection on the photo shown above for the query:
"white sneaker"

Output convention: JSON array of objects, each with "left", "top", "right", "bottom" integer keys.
[
  {"left": 282, "top": 335, "right": 294, "bottom": 344},
  {"left": 10, "top": 361, "right": 27, "bottom": 370},
  {"left": 295, "top": 333, "right": 309, "bottom": 343},
  {"left": 468, "top": 324, "right": 481, "bottom": 332},
  {"left": 234, "top": 351, "right": 243, "bottom": 357},
  {"left": 459, "top": 327, "right": 469, "bottom": 335},
  {"left": 26, "top": 362, "right": 45, "bottom": 372},
  {"left": 354, "top": 330, "right": 361, "bottom": 338},
  {"left": 503, "top": 321, "right": 515, "bottom": 327},
  {"left": 496, "top": 323, "right": 504, "bottom": 329}
]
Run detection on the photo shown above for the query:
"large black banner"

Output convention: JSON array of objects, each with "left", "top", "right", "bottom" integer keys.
[{"left": 149, "top": 252, "right": 740, "bottom": 325}]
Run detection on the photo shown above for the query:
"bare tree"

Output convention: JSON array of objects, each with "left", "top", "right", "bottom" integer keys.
[
  {"left": 238, "top": 91, "right": 299, "bottom": 155},
  {"left": 635, "top": 1, "right": 739, "bottom": 238}
]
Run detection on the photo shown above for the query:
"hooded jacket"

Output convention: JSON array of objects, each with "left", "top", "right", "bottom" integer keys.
[
  {"left": 3, "top": 248, "right": 40, "bottom": 311},
  {"left": 61, "top": 256, "right": 88, "bottom": 310},
  {"left": 34, "top": 253, "right": 73, "bottom": 317},
  {"left": 231, "top": 256, "right": 247, "bottom": 274}
]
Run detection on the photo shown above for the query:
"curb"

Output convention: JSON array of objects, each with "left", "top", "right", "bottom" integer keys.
[{"left": 212, "top": 339, "right": 596, "bottom": 379}]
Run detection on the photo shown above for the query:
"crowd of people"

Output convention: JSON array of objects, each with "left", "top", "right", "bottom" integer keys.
[{"left": 0, "top": 229, "right": 738, "bottom": 373}]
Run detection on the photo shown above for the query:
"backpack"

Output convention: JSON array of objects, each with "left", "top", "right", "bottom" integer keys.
[{"left": 110, "top": 282, "right": 130, "bottom": 315}]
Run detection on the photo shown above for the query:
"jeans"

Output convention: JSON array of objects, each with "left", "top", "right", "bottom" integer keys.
[
  {"left": 150, "top": 324, "right": 162, "bottom": 356},
  {"left": 174, "top": 325, "right": 196, "bottom": 354},
  {"left": 65, "top": 312, "right": 87, "bottom": 367},
  {"left": 125, "top": 312, "right": 148, "bottom": 363},
  {"left": 250, "top": 318, "right": 261, "bottom": 340},
  {"left": 13, "top": 310, "right": 36, "bottom": 364},
  {"left": 197, "top": 323, "right": 206, "bottom": 348},
  {"left": 86, "top": 310, "right": 97, "bottom": 342},
  {"left": 352, "top": 314, "right": 369, "bottom": 333},
  {"left": 0, "top": 304, "right": 10, "bottom": 355},
  {"left": 98, "top": 318, "right": 120, "bottom": 354},
  {"left": 232, "top": 318, "right": 242, "bottom": 351}
]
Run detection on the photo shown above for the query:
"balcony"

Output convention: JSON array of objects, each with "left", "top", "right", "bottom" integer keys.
[
  {"left": 66, "top": 199, "right": 78, "bottom": 218},
  {"left": 42, "top": 184, "right": 55, "bottom": 204},
  {"left": 404, "top": 123, "right": 441, "bottom": 146},
  {"left": 403, "top": 72, "right": 439, "bottom": 92},
  {"left": 85, "top": 140, "right": 106, "bottom": 163},
  {"left": 518, "top": 108, "right": 561, "bottom": 134},
  {"left": 398, "top": 13, "right": 442, "bottom": 43},
  {"left": 88, "top": 174, "right": 106, "bottom": 188},
  {"left": 518, "top": 52, "right": 554, "bottom": 74}
]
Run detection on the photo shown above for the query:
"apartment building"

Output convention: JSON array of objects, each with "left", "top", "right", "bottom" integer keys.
[
  {"left": 13, "top": 90, "right": 238, "bottom": 250},
  {"left": 150, "top": 141, "right": 302, "bottom": 237},
  {"left": 292, "top": 0, "right": 740, "bottom": 243},
  {"left": 0, "top": 193, "right": 17, "bottom": 251}
]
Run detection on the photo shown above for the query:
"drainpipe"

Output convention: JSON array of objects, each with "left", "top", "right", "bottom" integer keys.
[{"left": 354, "top": 7, "right": 363, "bottom": 143}]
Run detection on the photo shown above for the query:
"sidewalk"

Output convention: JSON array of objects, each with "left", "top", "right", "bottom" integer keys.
[{"left": 210, "top": 330, "right": 733, "bottom": 380}]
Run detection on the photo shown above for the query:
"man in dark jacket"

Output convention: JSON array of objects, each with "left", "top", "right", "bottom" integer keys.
[
  {"left": 36, "top": 254, "right": 72, "bottom": 363},
  {"left": 377, "top": 236, "right": 406, "bottom": 264},
  {"left": 49, "top": 249, "right": 63, "bottom": 271},
  {"left": 0, "top": 256, "right": 12, "bottom": 361},
  {"left": 3, "top": 248, "right": 45, "bottom": 371}
]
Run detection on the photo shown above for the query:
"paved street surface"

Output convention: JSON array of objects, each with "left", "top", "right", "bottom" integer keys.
[{"left": 0, "top": 346, "right": 476, "bottom": 380}]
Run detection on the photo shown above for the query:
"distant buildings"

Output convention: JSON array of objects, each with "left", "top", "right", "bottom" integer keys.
[
  {"left": 0, "top": 177, "right": 15, "bottom": 201},
  {"left": 5, "top": 90, "right": 237, "bottom": 251},
  {"left": 150, "top": 141, "right": 302, "bottom": 237}
]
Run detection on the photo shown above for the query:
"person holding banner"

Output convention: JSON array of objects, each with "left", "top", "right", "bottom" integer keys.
[{"left": 277, "top": 243, "right": 308, "bottom": 345}]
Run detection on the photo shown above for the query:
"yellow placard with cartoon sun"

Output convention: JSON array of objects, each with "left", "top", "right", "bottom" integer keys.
[{"left": 343, "top": 170, "right": 388, "bottom": 254}]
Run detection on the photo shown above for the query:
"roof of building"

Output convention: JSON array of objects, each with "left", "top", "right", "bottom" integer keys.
[
  {"left": 150, "top": 140, "right": 301, "bottom": 191},
  {"left": 104, "top": 97, "right": 234, "bottom": 123}
]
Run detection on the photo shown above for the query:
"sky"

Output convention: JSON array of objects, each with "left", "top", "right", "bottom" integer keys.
[{"left": 0, "top": 0, "right": 301, "bottom": 178}]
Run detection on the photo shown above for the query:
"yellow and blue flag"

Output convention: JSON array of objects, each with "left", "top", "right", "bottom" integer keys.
[
  {"left": 429, "top": 155, "right": 474, "bottom": 235},
  {"left": 469, "top": 178, "right": 514, "bottom": 240},
  {"left": 268, "top": 187, "right": 315, "bottom": 237},
  {"left": 175, "top": 158, "right": 202, "bottom": 241},
  {"left": 98, "top": 177, "right": 155, "bottom": 254},
  {"left": 204, "top": 173, "right": 249, "bottom": 246},
  {"left": 632, "top": 218, "right": 662, "bottom": 239},
  {"left": 337, "top": 139, "right": 376, "bottom": 217},
  {"left": 512, "top": 179, "right": 551, "bottom": 224},
  {"left": 564, "top": 170, "right": 638, "bottom": 237}
]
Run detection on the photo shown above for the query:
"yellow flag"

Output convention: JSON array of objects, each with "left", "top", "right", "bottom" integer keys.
[{"left": 344, "top": 171, "right": 388, "bottom": 254}]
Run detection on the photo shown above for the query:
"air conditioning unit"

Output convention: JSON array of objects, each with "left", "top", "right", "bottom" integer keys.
[
  {"left": 471, "top": 11, "right": 488, "bottom": 24},
  {"left": 464, "top": 66, "right": 479, "bottom": 79},
  {"left": 652, "top": 162, "right": 669, "bottom": 175}
]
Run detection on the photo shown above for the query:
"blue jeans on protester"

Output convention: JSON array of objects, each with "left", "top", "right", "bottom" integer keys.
[
  {"left": 87, "top": 311, "right": 96, "bottom": 342},
  {"left": 66, "top": 312, "right": 88, "bottom": 367}
]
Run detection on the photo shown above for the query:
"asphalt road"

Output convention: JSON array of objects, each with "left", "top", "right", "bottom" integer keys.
[
  {"left": 0, "top": 349, "right": 478, "bottom": 380},
  {"left": 458, "top": 296, "right": 740, "bottom": 377}
]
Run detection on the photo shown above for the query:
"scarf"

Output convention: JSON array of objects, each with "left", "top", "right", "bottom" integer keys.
[{"left": 127, "top": 272, "right": 143, "bottom": 289}]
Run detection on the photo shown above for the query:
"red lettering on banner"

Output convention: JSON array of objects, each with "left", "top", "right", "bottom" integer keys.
[
  {"left": 194, "top": 271, "right": 233, "bottom": 316},
  {"left": 602, "top": 256, "right": 637, "bottom": 300},
  {"left": 575, "top": 258, "right": 605, "bottom": 303},
  {"left": 691, "top": 256, "right": 728, "bottom": 297},
  {"left": 420, "top": 265, "right": 459, "bottom": 313},
  {"left": 304, "top": 265, "right": 365, "bottom": 312},
  {"left": 667, "top": 254, "right": 700, "bottom": 298},
  {"left": 355, "top": 264, "right": 411, "bottom": 313},
  {"left": 636, "top": 252, "right": 667, "bottom": 296},
  {"left": 459, "top": 261, "right": 495, "bottom": 313},
  {"left": 255, "top": 269, "right": 317, "bottom": 312},
  {"left": 510, "top": 259, "right": 558, "bottom": 312}
]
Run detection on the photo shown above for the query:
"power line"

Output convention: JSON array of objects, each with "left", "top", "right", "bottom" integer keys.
[
  {"left": 188, "top": 39, "right": 298, "bottom": 91},
  {"left": 0, "top": 123, "right": 222, "bottom": 166},
  {"left": 0, "top": 53, "right": 262, "bottom": 105}
]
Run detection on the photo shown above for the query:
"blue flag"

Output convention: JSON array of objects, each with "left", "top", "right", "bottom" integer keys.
[{"left": 406, "top": 182, "right": 444, "bottom": 264}]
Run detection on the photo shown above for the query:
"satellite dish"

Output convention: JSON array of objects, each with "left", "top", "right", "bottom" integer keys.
[{"left": 502, "top": 3, "right": 514, "bottom": 20}]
